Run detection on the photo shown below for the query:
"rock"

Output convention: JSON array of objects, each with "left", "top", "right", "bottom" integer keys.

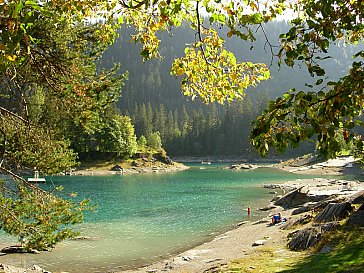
[
  {"left": 287, "top": 227, "right": 321, "bottom": 250},
  {"left": 314, "top": 202, "right": 353, "bottom": 223},
  {"left": 320, "top": 221, "right": 340, "bottom": 233},
  {"left": 282, "top": 214, "right": 313, "bottom": 229},
  {"left": 263, "top": 184, "right": 282, "bottom": 189},
  {"left": 154, "top": 152, "right": 173, "bottom": 165},
  {"left": 347, "top": 190, "right": 364, "bottom": 204},
  {"left": 131, "top": 161, "right": 140, "bottom": 167},
  {"left": 347, "top": 208, "right": 364, "bottom": 227},
  {"left": 252, "top": 239, "right": 266, "bottom": 246},
  {"left": 292, "top": 206, "right": 312, "bottom": 215},
  {"left": 1, "top": 246, "right": 28, "bottom": 253},
  {"left": 1, "top": 246, "right": 39, "bottom": 254},
  {"left": 0, "top": 263, "right": 48, "bottom": 273},
  {"left": 181, "top": 256, "right": 192, "bottom": 261},
  {"left": 237, "top": 221, "right": 250, "bottom": 226},
  {"left": 270, "top": 196, "right": 282, "bottom": 202},
  {"left": 274, "top": 187, "right": 312, "bottom": 208},
  {"left": 259, "top": 205, "right": 276, "bottom": 211},
  {"left": 111, "top": 165, "right": 123, "bottom": 172},
  {"left": 319, "top": 245, "right": 333, "bottom": 254},
  {"left": 227, "top": 164, "right": 257, "bottom": 170}
]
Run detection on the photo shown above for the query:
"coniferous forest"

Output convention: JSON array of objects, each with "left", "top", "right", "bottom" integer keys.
[{"left": 99, "top": 21, "right": 362, "bottom": 159}]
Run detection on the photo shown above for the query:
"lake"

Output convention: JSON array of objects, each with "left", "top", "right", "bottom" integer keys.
[{"left": 0, "top": 165, "right": 342, "bottom": 272}]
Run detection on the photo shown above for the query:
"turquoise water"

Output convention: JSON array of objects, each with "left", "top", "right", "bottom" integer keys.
[{"left": 0, "top": 166, "right": 338, "bottom": 272}]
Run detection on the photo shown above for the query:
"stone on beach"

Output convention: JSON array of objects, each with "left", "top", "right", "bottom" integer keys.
[{"left": 252, "top": 239, "right": 266, "bottom": 246}]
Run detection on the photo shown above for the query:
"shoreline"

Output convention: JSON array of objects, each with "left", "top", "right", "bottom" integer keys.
[
  {"left": 70, "top": 161, "right": 189, "bottom": 176},
  {"left": 1, "top": 158, "right": 363, "bottom": 273},
  {"left": 117, "top": 209, "right": 292, "bottom": 273},
  {"left": 116, "top": 158, "right": 363, "bottom": 273}
]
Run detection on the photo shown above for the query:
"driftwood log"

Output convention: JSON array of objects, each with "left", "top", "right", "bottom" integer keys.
[{"left": 314, "top": 202, "right": 353, "bottom": 223}]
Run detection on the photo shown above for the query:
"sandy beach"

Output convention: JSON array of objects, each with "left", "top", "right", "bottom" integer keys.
[{"left": 118, "top": 210, "right": 293, "bottom": 273}]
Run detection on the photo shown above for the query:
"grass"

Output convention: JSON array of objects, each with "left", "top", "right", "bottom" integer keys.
[
  {"left": 221, "top": 247, "right": 305, "bottom": 273},
  {"left": 219, "top": 227, "right": 364, "bottom": 273}
]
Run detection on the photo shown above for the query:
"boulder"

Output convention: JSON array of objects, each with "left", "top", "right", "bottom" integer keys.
[
  {"left": 314, "top": 202, "right": 353, "bottom": 223},
  {"left": 347, "top": 204, "right": 364, "bottom": 227},
  {"left": 274, "top": 187, "right": 311, "bottom": 208},
  {"left": 347, "top": 190, "right": 364, "bottom": 204},
  {"left": 111, "top": 165, "right": 123, "bottom": 172},
  {"left": 288, "top": 227, "right": 321, "bottom": 250},
  {"left": 154, "top": 152, "right": 173, "bottom": 165},
  {"left": 252, "top": 239, "right": 266, "bottom": 246},
  {"left": 131, "top": 161, "right": 140, "bottom": 167}
]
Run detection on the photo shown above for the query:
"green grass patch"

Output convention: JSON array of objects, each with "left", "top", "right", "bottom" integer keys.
[
  {"left": 221, "top": 227, "right": 364, "bottom": 273},
  {"left": 222, "top": 246, "right": 306, "bottom": 273},
  {"left": 281, "top": 227, "right": 364, "bottom": 273}
]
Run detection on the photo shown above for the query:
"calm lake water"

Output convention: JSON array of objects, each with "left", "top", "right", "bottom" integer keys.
[{"left": 0, "top": 165, "right": 345, "bottom": 272}]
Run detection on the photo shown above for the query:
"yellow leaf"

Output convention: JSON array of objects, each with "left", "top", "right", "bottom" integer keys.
[
  {"left": 250, "top": 2, "right": 258, "bottom": 11},
  {"left": 6, "top": 54, "right": 17, "bottom": 61}
]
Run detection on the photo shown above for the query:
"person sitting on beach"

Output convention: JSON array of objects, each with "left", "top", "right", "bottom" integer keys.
[{"left": 271, "top": 212, "right": 282, "bottom": 224}]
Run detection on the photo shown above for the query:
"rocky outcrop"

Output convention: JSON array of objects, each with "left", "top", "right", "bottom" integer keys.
[
  {"left": 287, "top": 222, "right": 340, "bottom": 251},
  {"left": 287, "top": 227, "right": 321, "bottom": 250},
  {"left": 274, "top": 187, "right": 312, "bottom": 208},
  {"left": 226, "top": 164, "right": 258, "bottom": 170},
  {"left": 314, "top": 202, "right": 353, "bottom": 223}
]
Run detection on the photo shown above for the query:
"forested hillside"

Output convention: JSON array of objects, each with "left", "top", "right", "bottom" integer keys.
[{"left": 99, "top": 21, "right": 361, "bottom": 158}]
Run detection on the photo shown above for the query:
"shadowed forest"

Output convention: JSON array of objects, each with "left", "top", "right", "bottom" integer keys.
[{"left": 100, "top": 21, "right": 362, "bottom": 158}]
